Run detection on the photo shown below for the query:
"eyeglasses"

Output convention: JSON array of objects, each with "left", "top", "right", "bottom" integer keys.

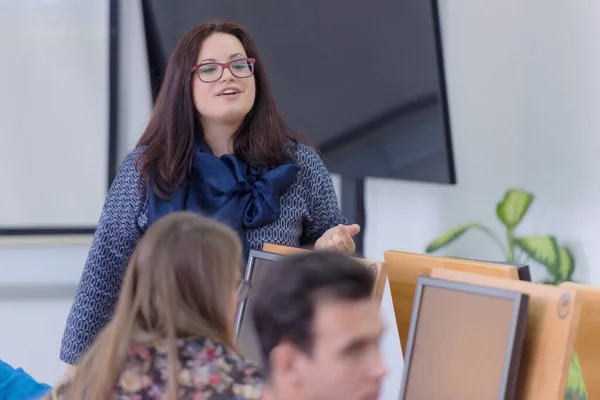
[
  {"left": 237, "top": 279, "right": 251, "bottom": 303},
  {"left": 192, "top": 58, "right": 256, "bottom": 83}
]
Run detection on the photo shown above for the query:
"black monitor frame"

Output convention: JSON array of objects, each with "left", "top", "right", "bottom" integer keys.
[
  {"left": 233, "top": 249, "right": 284, "bottom": 342},
  {"left": 398, "top": 276, "right": 529, "bottom": 400}
]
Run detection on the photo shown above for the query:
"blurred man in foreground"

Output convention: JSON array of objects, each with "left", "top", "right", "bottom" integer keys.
[{"left": 253, "top": 251, "right": 387, "bottom": 400}]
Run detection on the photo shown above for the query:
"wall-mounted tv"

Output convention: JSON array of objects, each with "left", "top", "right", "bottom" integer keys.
[{"left": 141, "top": 0, "right": 456, "bottom": 184}]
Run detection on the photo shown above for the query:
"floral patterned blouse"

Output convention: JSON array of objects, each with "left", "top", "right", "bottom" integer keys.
[{"left": 49, "top": 337, "right": 264, "bottom": 399}]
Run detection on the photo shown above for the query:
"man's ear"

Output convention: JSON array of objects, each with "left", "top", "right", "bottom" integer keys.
[{"left": 270, "top": 342, "right": 309, "bottom": 386}]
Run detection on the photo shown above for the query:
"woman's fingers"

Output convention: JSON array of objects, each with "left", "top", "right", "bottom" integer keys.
[
  {"left": 337, "top": 225, "right": 355, "bottom": 253},
  {"left": 326, "top": 238, "right": 336, "bottom": 250},
  {"left": 315, "top": 224, "right": 360, "bottom": 254}
]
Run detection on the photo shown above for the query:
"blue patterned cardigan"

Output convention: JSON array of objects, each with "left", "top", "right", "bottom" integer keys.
[{"left": 60, "top": 144, "right": 346, "bottom": 364}]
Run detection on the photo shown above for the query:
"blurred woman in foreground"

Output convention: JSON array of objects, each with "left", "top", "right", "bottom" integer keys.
[{"left": 47, "top": 211, "right": 263, "bottom": 399}]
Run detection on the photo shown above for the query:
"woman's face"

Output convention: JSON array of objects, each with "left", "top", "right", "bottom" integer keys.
[{"left": 192, "top": 33, "right": 256, "bottom": 127}]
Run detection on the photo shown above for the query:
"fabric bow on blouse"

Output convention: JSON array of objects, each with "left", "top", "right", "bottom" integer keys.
[{"left": 147, "top": 142, "right": 300, "bottom": 256}]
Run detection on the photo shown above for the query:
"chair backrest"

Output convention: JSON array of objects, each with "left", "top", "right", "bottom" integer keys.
[
  {"left": 559, "top": 281, "right": 600, "bottom": 399},
  {"left": 383, "top": 250, "right": 519, "bottom": 351},
  {"left": 262, "top": 244, "right": 387, "bottom": 304},
  {"left": 384, "top": 250, "right": 520, "bottom": 278},
  {"left": 430, "top": 268, "right": 580, "bottom": 400}
]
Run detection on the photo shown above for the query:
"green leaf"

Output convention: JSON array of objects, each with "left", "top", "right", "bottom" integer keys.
[
  {"left": 496, "top": 189, "right": 534, "bottom": 229},
  {"left": 515, "top": 235, "right": 560, "bottom": 275},
  {"left": 557, "top": 246, "right": 575, "bottom": 283},
  {"left": 425, "top": 223, "right": 479, "bottom": 253},
  {"left": 565, "top": 352, "right": 588, "bottom": 399}
]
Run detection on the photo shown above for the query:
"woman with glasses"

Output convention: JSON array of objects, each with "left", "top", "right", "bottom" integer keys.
[
  {"left": 60, "top": 19, "right": 359, "bottom": 370},
  {"left": 47, "top": 212, "right": 262, "bottom": 399}
]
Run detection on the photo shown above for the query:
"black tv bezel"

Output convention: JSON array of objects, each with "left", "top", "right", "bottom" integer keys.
[
  {"left": 430, "top": 0, "right": 456, "bottom": 185},
  {"left": 398, "top": 276, "right": 529, "bottom": 400}
]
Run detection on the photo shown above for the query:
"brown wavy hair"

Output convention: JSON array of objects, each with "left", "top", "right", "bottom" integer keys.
[
  {"left": 137, "top": 20, "right": 307, "bottom": 199},
  {"left": 58, "top": 211, "right": 243, "bottom": 399}
]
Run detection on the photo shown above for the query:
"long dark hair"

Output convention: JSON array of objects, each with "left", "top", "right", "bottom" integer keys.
[{"left": 137, "top": 20, "right": 307, "bottom": 199}]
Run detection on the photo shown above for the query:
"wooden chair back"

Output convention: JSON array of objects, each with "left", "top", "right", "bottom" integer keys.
[{"left": 560, "top": 281, "right": 600, "bottom": 399}]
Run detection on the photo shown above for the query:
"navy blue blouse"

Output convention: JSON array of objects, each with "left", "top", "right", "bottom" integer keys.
[{"left": 59, "top": 144, "right": 346, "bottom": 364}]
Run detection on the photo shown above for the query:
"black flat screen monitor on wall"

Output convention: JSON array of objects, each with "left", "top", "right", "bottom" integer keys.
[
  {"left": 399, "top": 276, "right": 529, "bottom": 400},
  {"left": 141, "top": 0, "right": 456, "bottom": 184},
  {"left": 234, "top": 249, "right": 284, "bottom": 366}
]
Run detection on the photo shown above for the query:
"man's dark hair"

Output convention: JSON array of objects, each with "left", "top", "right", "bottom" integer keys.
[{"left": 252, "top": 251, "right": 375, "bottom": 375}]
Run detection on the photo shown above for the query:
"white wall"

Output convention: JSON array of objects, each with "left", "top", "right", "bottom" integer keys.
[
  {"left": 367, "top": 0, "right": 600, "bottom": 286},
  {"left": 1, "top": 0, "right": 599, "bottom": 387}
]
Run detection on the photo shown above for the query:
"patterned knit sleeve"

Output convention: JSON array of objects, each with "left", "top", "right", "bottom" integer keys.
[
  {"left": 59, "top": 149, "right": 146, "bottom": 364},
  {"left": 298, "top": 145, "right": 348, "bottom": 245}
]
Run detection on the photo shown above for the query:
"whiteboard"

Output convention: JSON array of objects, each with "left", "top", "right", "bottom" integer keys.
[{"left": 0, "top": 0, "right": 110, "bottom": 230}]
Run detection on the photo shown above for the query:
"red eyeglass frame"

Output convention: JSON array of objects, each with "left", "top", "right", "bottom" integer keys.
[{"left": 191, "top": 58, "right": 256, "bottom": 81}]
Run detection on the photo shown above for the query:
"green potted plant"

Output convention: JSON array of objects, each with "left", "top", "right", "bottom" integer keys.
[{"left": 425, "top": 188, "right": 587, "bottom": 399}]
